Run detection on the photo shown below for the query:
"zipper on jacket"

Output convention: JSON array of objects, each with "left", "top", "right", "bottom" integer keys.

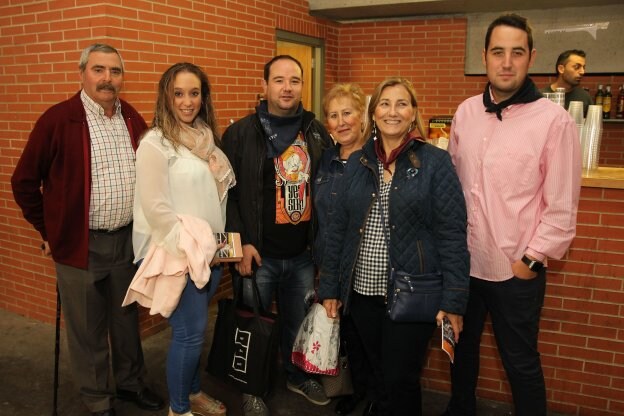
[
  {"left": 344, "top": 157, "right": 378, "bottom": 314},
  {"left": 384, "top": 167, "right": 395, "bottom": 305},
  {"left": 256, "top": 154, "right": 264, "bottom": 251},
  {"left": 416, "top": 240, "right": 425, "bottom": 274},
  {"left": 344, "top": 190, "right": 377, "bottom": 314},
  {"left": 253, "top": 119, "right": 265, "bottom": 252}
]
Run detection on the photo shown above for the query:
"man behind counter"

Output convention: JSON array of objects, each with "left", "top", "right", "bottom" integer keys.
[{"left": 541, "top": 49, "right": 593, "bottom": 115}]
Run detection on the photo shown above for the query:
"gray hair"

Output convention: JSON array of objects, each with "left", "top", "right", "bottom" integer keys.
[{"left": 78, "top": 43, "right": 124, "bottom": 73}]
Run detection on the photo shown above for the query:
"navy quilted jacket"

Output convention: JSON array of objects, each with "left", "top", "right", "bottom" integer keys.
[{"left": 318, "top": 137, "right": 470, "bottom": 315}]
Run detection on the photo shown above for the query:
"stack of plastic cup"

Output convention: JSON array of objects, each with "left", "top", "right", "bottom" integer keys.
[
  {"left": 568, "top": 101, "right": 584, "bottom": 142},
  {"left": 555, "top": 88, "right": 566, "bottom": 107},
  {"left": 580, "top": 105, "right": 603, "bottom": 171},
  {"left": 543, "top": 92, "right": 565, "bottom": 107}
]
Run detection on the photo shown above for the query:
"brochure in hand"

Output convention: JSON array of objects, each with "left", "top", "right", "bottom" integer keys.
[
  {"left": 214, "top": 232, "right": 243, "bottom": 262},
  {"left": 441, "top": 316, "right": 456, "bottom": 363}
]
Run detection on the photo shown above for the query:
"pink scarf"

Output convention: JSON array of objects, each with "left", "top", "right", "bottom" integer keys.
[{"left": 179, "top": 121, "right": 236, "bottom": 202}]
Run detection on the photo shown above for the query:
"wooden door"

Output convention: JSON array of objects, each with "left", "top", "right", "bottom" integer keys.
[{"left": 276, "top": 40, "right": 313, "bottom": 111}]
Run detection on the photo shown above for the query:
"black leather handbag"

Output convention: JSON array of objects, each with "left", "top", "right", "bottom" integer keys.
[{"left": 386, "top": 269, "right": 442, "bottom": 323}]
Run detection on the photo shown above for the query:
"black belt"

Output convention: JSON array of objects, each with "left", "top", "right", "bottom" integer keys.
[{"left": 89, "top": 223, "right": 132, "bottom": 234}]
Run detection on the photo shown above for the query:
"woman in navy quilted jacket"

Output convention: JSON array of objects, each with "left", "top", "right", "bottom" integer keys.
[
  {"left": 313, "top": 83, "right": 371, "bottom": 415},
  {"left": 318, "top": 78, "right": 470, "bottom": 416}
]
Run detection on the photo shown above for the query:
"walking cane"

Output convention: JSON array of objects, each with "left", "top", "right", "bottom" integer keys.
[{"left": 52, "top": 286, "right": 61, "bottom": 416}]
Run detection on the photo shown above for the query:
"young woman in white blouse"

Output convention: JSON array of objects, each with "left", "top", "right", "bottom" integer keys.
[{"left": 133, "top": 62, "right": 235, "bottom": 416}]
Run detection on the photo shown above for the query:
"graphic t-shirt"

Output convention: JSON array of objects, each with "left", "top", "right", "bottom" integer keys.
[{"left": 262, "top": 133, "right": 311, "bottom": 258}]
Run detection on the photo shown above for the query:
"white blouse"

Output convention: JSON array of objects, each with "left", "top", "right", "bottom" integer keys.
[{"left": 133, "top": 128, "right": 226, "bottom": 262}]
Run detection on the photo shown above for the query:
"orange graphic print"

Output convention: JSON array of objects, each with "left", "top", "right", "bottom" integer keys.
[{"left": 274, "top": 134, "right": 311, "bottom": 224}]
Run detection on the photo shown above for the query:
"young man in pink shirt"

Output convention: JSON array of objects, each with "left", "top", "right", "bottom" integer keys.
[{"left": 443, "top": 14, "right": 581, "bottom": 416}]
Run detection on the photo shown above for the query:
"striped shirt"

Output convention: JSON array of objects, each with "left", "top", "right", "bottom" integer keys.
[
  {"left": 81, "top": 90, "right": 136, "bottom": 231},
  {"left": 448, "top": 92, "right": 581, "bottom": 282},
  {"left": 353, "top": 162, "right": 391, "bottom": 296}
]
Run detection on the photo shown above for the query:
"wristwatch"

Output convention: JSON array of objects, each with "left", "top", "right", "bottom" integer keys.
[{"left": 521, "top": 255, "right": 543, "bottom": 272}]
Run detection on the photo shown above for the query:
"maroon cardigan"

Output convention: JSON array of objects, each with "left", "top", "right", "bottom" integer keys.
[{"left": 11, "top": 92, "right": 147, "bottom": 269}]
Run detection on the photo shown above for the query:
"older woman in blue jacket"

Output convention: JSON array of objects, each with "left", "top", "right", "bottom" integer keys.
[
  {"left": 318, "top": 78, "right": 469, "bottom": 416},
  {"left": 313, "top": 83, "right": 370, "bottom": 415}
]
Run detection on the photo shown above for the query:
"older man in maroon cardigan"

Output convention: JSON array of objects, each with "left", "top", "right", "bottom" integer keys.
[{"left": 11, "top": 44, "right": 163, "bottom": 416}]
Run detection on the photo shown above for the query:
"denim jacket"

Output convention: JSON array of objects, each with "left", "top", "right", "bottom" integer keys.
[{"left": 312, "top": 145, "right": 362, "bottom": 268}]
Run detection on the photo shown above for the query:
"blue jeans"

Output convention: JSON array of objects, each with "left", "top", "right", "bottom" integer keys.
[
  {"left": 167, "top": 267, "right": 222, "bottom": 413},
  {"left": 235, "top": 250, "right": 315, "bottom": 387}
]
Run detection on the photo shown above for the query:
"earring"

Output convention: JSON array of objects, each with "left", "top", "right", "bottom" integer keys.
[{"left": 372, "top": 120, "right": 377, "bottom": 137}]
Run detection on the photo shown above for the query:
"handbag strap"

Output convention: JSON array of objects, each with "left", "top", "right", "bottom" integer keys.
[
  {"left": 375, "top": 177, "right": 399, "bottom": 302},
  {"left": 376, "top": 182, "right": 393, "bottom": 272},
  {"left": 377, "top": 147, "right": 427, "bottom": 277},
  {"left": 234, "top": 273, "right": 268, "bottom": 318}
]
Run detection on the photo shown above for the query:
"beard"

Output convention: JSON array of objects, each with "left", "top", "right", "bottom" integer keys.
[{"left": 563, "top": 74, "right": 581, "bottom": 87}]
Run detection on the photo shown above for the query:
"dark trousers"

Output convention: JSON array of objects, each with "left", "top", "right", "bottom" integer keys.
[
  {"left": 55, "top": 227, "right": 145, "bottom": 412},
  {"left": 349, "top": 292, "right": 436, "bottom": 416},
  {"left": 448, "top": 272, "right": 547, "bottom": 416},
  {"left": 341, "top": 312, "right": 371, "bottom": 399}
]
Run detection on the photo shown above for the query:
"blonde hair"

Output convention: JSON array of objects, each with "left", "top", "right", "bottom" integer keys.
[
  {"left": 365, "top": 77, "right": 425, "bottom": 139},
  {"left": 322, "top": 83, "right": 367, "bottom": 119}
]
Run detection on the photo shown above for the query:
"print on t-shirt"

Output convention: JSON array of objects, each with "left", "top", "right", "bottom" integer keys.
[{"left": 274, "top": 133, "right": 311, "bottom": 224}]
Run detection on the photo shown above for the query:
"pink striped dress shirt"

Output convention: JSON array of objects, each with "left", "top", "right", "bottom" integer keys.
[{"left": 448, "top": 93, "right": 581, "bottom": 281}]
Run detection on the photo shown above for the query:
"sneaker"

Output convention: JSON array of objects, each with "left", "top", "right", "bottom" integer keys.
[
  {"left": 189, "top": 391, "right": 226, "bottom": 415},
  {"left": 242, "top": 394, "right": 269, "bottom": 416},
  {"left": 286, "top": 379, "right": 330, "bottom": 406}
]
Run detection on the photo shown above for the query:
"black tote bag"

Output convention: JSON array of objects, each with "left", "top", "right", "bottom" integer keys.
[{"left": 206, "top": 276, "right": 279, "bottom": 397}]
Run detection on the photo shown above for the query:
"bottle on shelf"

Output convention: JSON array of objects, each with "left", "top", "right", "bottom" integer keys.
[
  {"left": 595, "top": 84, "right": 604, "bottom": 107},
  {"left": 602, "top": 84, "right": 612, "bottom": 119},
  {"left": 616, "top": 84, "right": 624, "bottom": 119}
]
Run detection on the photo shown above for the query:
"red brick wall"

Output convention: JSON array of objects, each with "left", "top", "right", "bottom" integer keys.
[
  {"left": 2, "top": 3, "right": 623, "bottom": 414},
  {"left": 601, "top": 124, "right": 624, "bottom": 167},
  {"left": 336, "top": 18, "right": 477, "bottom": 128},
  {"left": 0, "top": 0, "right": 338, "bottom": 333},
  {"left": 422, "top": 187, "right": 624, "bottom": 416}
]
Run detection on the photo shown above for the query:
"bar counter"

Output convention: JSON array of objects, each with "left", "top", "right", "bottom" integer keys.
[{"left": 582, "top": 166, "right": 624, "bottom": 189}]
